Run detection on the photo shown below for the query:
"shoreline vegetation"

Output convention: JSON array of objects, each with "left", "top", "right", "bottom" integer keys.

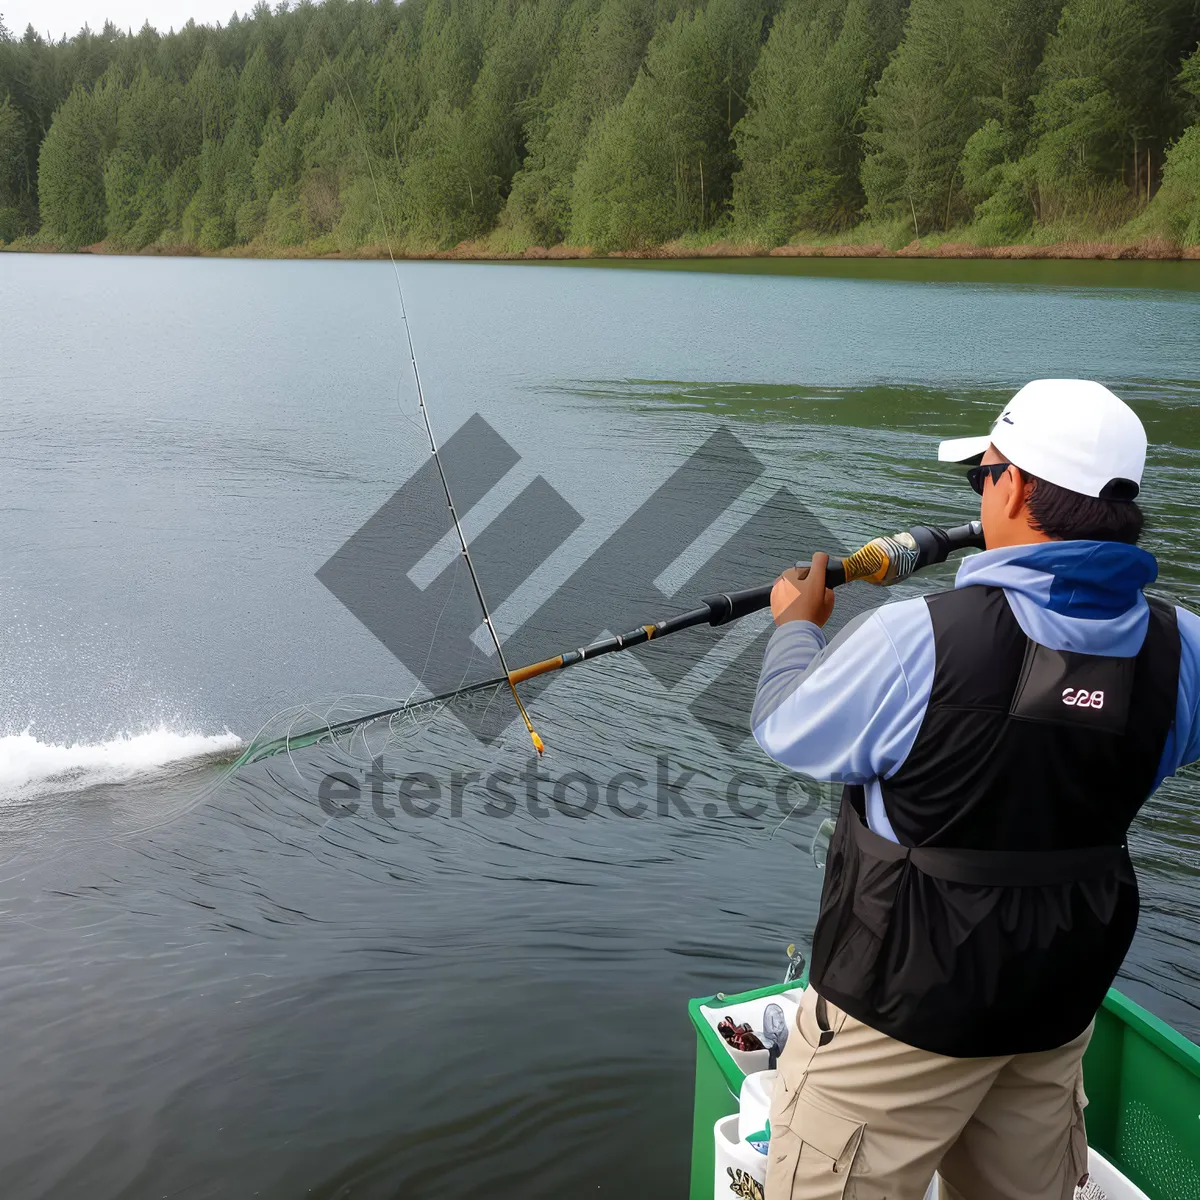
[
  {"left": 2, "top": 1, "right": 1200, "bottom": 262},
  {"left": 7, "top": 236, "right": 1200, "bottom": 261}
]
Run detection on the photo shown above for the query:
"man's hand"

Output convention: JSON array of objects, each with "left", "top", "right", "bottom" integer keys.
[{"left": 771, "top": 552, "right": 835, "bottom": 627}]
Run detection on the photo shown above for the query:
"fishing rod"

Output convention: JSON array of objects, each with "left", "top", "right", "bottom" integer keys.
[
  {"left": 338, "top": 74, "right": 546, "bottom": 758},
  {"left": 234, "top": 520, "right": 984, "bottom": 767}
]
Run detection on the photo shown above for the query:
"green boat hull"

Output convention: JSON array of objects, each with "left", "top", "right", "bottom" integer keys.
[{"left": 688, "top": 982, "right": 1200, "bottom": 1199}]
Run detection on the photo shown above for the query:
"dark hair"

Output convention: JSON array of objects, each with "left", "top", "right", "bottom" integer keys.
[{"left": 1024, "top": 474, "right": 1144, "bottom": 544}]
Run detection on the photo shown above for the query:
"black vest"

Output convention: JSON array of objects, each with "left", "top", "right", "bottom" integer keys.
[{"left": 808, "top": 584, "right": 1180, "bottom": 1057}]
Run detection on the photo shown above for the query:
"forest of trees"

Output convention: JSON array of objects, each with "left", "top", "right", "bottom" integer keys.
[{"left": 1, "top": 0, "right": 1199, "bottom": 254}]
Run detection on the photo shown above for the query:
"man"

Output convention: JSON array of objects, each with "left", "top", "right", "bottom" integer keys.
[{"left": 751, "top": 379, "right": 1200, "bottom": 1200}]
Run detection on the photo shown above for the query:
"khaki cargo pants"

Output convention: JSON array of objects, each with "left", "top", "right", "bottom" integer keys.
[{"left": 765, "top": 987, "right": 1091, "bottom": 1200}]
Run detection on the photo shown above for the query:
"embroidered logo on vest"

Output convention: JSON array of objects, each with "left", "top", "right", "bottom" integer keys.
[{"left": 1062, "top": 687, "right": 1105, "bottom": 709}]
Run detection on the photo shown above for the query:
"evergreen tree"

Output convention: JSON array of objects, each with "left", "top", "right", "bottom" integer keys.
[
  {"left": 1141, "top": 43, "right": 1200, "bottom": 245},
  {"left": 237, "top": 45, "right": 279, "bottom": 134},
  {"left": 570, "top": 0, "right": 773, "bottom": 250},
  {"left": 128, "top": 151, "right": 168, "bottom": 246},
  {"left": 503, "top": 0, "right": 671, "bottom": 245},
  {"left": 861, "top": 0, "right": 1066, "bottom": 234},
  {"left": 0, "top": 92, "right": 21, "bottom": 200},
  {"left": 734, "top": 0, "right": 905, "bottom": 238},
  {"left": 251, "top": 109, "right": 295, "bottom": 204},
  {"left": 861, "top": 0, "right": 982, "bottom": 234},
  {"left": 104, "top": 144, "right": 142, "bottom": 242},
  {"left": 163, "top": 153, "right": 200, "bottom": 234},
  {"left": 9, "top": 0, "right": 1200, "bottom": 253},
  {"left": 185, "top": 44, "right": 235, "bottom": 148},
  {"left": 38, "top": 84, "right": 106, "bottom": 246},
  {"left": 398, "top": 90, "right": 483, "bottom": 244},
  {"left": 951, "top": 0, "right": 1065, "bottom": 241},
  {"left": 1020, "top": 0, "right": 1195, "bottom": 224},
  {"left": 415, "top": 0, "right": 490, "bottom": 112},
  {"left": 0, "top": 93, "right": 24, "bottom": 239},
  {"left": 970, "top": 0, "right": 1064, "bottom": 134}
]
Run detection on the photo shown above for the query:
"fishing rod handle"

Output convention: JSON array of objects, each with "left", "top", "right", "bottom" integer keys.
[
  {"left": 704, "top": 559, "right": 849, "bottom": 625},
  {"left": 703, "top": 520, "right": 984, "bottom": 625},
  {"left": 808, "top": 520, "right": 985, "bottom": 587}
]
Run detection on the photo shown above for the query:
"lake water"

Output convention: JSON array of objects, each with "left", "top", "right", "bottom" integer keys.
[{"left": 0, "top": 253, "right": 1198, "bottom": 1198}]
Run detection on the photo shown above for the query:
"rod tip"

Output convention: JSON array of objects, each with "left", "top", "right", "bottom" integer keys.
[{"left": 531, "top": 731, "right": 545, "bottom": 756}]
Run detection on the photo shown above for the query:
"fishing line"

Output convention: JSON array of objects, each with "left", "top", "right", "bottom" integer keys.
[
  {"left": 339, "top": 74, "right": 546, "bottom": 757},
  {"left": 234, "top": 522, "right": 986, "bottom": 767},
  {"left": 769, "top": 782, "right": 821, "bottom": 841}
]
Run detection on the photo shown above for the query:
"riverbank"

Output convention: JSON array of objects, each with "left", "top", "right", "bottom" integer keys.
[{"left": 6, "top": 234, "right": 1200, "bottom": 262}]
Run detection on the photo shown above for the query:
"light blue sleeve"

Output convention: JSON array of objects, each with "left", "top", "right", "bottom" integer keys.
[
  {"left": 751, "top": 597, "right": 936, "bottom": 787},
  {"left": 1154, "top": 604, "right": 1200, "bottom": 785}
]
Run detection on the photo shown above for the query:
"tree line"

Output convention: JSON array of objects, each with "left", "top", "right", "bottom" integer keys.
[{"left": 1, "top": 0, "right": 1199, "bottom": 253}]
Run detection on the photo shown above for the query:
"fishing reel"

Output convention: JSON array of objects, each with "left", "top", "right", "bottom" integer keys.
[
  {"left": 830, "top": 520, "right": 985, "bottom": 587},
  {"left": 704, "top": 520, "right": 984, "bottom": 626}
]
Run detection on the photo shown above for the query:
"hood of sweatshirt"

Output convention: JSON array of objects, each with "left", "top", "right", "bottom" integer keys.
[{"left": 954, "top": 540, "right": 1158, "bottom": 656}]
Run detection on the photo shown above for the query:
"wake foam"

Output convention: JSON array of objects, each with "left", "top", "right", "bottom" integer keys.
[{"left": 0, "top": 727, "right": 243, "bottom": 797}]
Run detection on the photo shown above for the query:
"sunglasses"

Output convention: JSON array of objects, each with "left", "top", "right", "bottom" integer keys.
[{"left": 966, "top": 461, "right": 1011, "bottom": 495}]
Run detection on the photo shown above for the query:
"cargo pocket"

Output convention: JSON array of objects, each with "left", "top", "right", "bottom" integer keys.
[
  {"left": 770, "top": 1031, "right": 818, "bottom": 1132},
  {"left": 768, "top": 1097, "right": 864, "bottom": 1200}
]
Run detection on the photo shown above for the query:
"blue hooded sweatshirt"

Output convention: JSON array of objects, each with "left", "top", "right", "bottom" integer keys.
[{"left": 751, "top": 540, "right": 1200, "bottom": 843}]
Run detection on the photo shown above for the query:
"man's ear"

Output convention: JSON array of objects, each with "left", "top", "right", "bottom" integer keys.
[{"left": 1005, "top": 466, "right": 1030, "bottom": 521}]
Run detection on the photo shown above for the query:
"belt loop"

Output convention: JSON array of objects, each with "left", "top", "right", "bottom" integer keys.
[{"left": 815, "top": 994, "right": 835, "bottom": 1047}]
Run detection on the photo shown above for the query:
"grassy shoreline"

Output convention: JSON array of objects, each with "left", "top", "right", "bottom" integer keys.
[{"left": 6, "top": 235, "right": 1200, "bottom": 263}]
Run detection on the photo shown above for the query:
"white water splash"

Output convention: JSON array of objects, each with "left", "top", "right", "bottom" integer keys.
[{"left": 0, "top": 727, "right": 243, "bottom": 797}]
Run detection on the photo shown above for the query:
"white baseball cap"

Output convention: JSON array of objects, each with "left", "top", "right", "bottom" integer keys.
[{"left": 938, "top": 379, "right": 1146, "bottom": 499}]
